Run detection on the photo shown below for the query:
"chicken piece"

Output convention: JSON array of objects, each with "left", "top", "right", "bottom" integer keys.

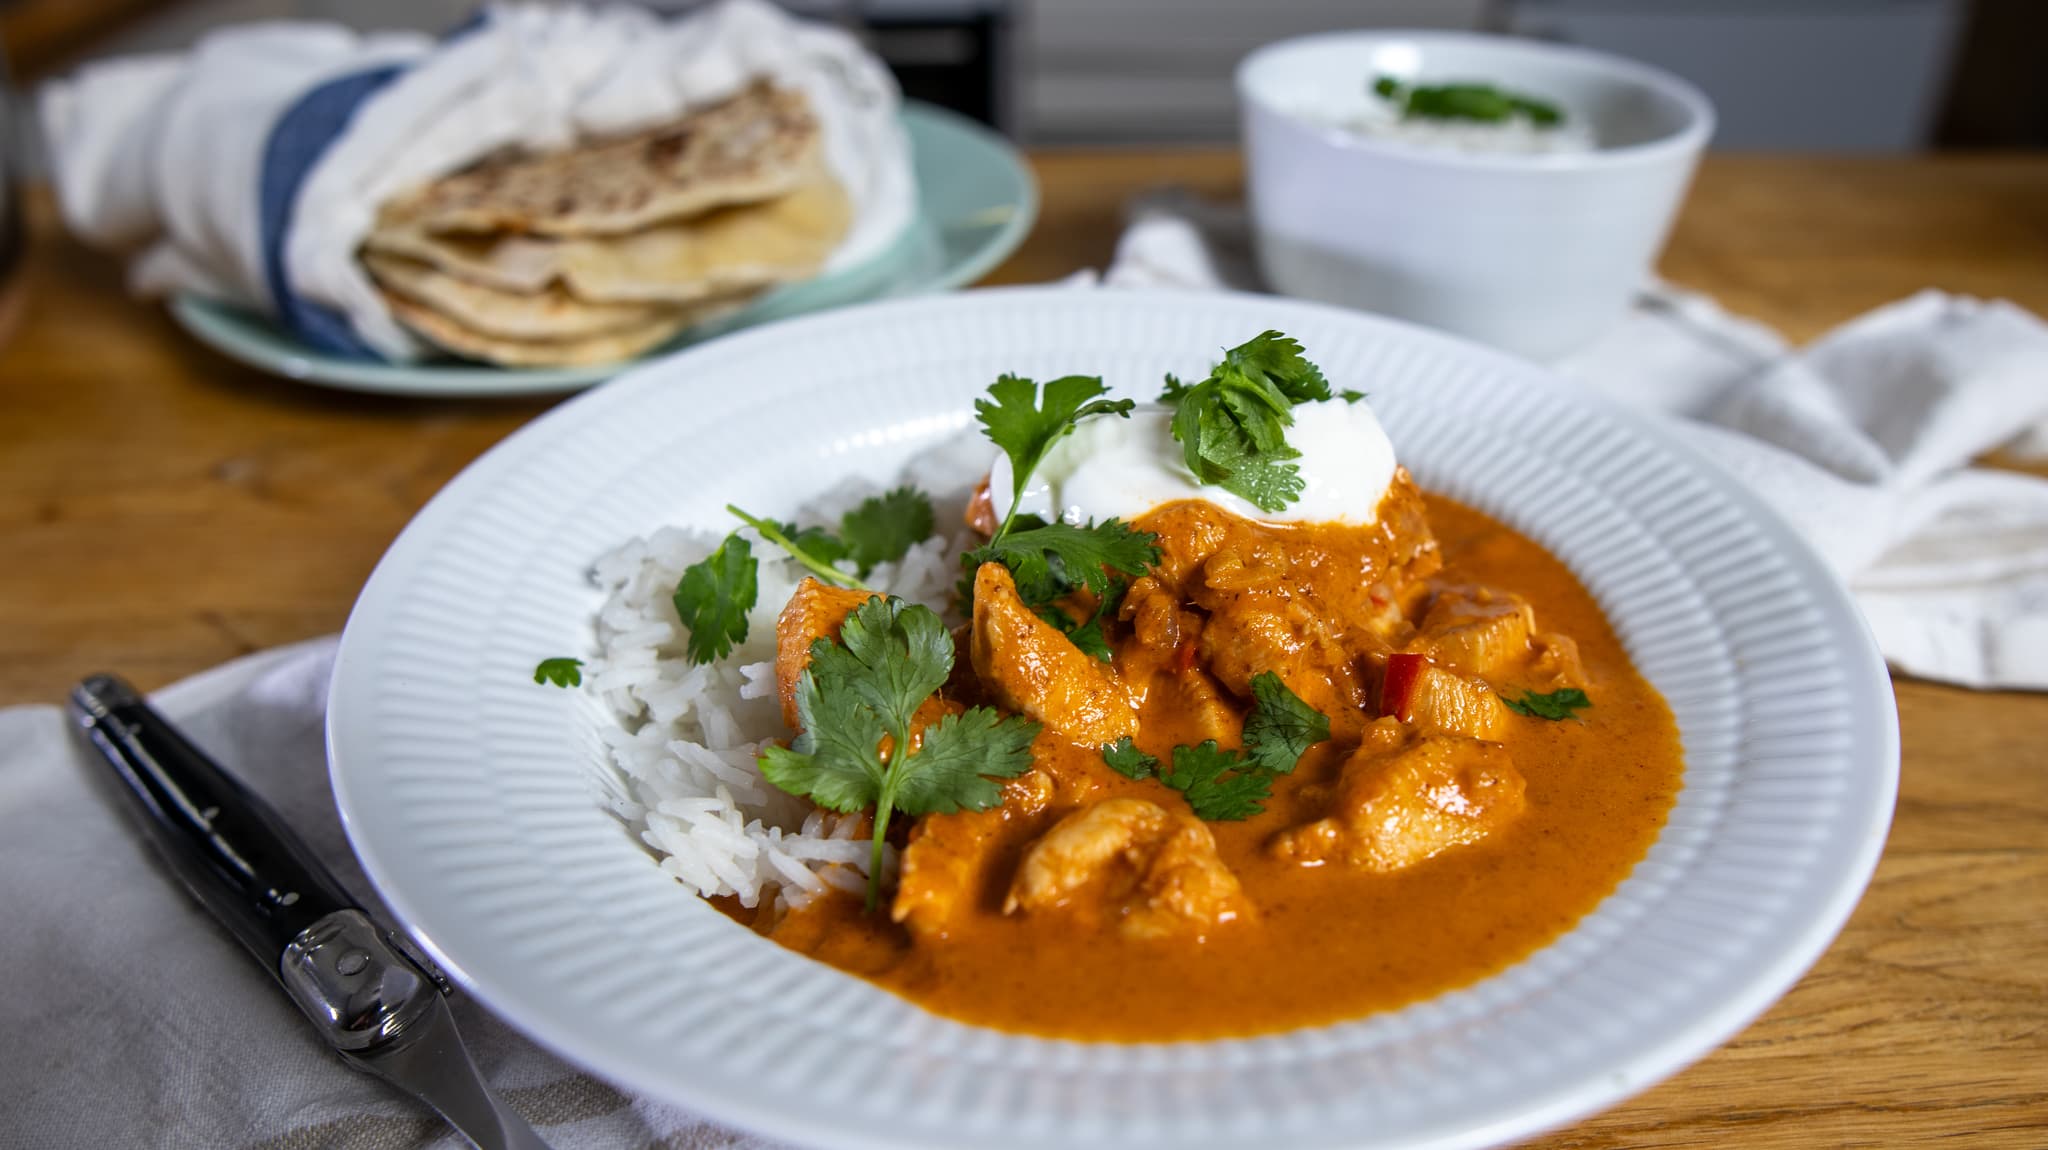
[
  {"left": 893, "top": 734, "right": 1125, "bottom": 939},
  {"left": 1198, "top": 598, "right": 1372, "bottom": 727},
  {"left": 1117, "top": 575, "right": 1186, "bottom": 652},
  {"left": 970, "top": 563, "right": 1139, "bottom": 748},
  {"left": 1407, "top": 584, "right": 1589, "bottom": 697},
  {"left": 1270, "top": 720, "right": 1525, "bottom": 871},
  {"left": 1139, "top": 665, "right": 1241, "bottom": 748},
  {"left": 1405, "top": 664, "right": 1509, "bottom": 741},
  {"left": 1529, "top": 632, "right": 1586, "bottom": 692},
  {"left": 774, "top": 578, "right": 881, "bottom": 730},
  {"left": 1136, "top": 501, "right": 1236, "bottom": 591},
  {"left": 1408, "top": 586, "right": 1536, "bottom": 680},
  {"left": 1004, "top": 797, "right": 1251, "bottom": 940},
  {"left": 774, "top": 577, "right": 956, "bottom": 759},
  {"left": 892, "top": 768, "right": 1055, "bottom": 940}
]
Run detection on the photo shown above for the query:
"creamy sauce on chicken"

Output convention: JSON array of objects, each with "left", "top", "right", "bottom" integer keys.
[{"left": 725, "top": 488, "right": 1684, "bottom": 1041}]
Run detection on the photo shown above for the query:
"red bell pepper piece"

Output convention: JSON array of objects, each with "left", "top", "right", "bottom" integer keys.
[{"left": 1379, "top": 652, "right": 1428, "bottom": 721}]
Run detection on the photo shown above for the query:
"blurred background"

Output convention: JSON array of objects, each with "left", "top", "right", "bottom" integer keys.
[{"left": 3, "top": 0, "right": 2044, "bottom": 151}]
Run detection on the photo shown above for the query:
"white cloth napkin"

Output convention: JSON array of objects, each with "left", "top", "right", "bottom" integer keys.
[
  {"left": 1099, "top": 198, "right": 2048, "bottom": 691},
  {"left": 39, "top": 0, "right": 914, "bottom": 361},
  {"left": 0, "top": 640, "right": 777, "bottom": 1150}
]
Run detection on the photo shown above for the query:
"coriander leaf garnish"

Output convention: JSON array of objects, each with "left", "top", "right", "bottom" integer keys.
[
  {"left": 1102, "top": 736, "right": 1159, "bottom": 781},
  {"left": 962, "top": 519, "right": 1160, "bottom": 606},
  {"left": 1504, "top": 687, "right": 1592, "bottom": 721},
  {"left": 1340, "top": 389, "right": 1367, "bottom": 404},
  {"left": 757, "top": 596, "right": 1040, "bottom": 910},
  {"left": 976, "top": 373, "right": 1135, "bottom": 539},
  {"left": 965, "top": 371, "right": 1154, "bottom": 658},
  {"left": 1096, "top": 675, "right": 1330, "bottom": 820},
  {"left": 1060, "top": 613, "right": 1115, "bottom": 663},
  {"left": 1028, "top": 574, "right": 1131, "bottom": 664},
  {"left": 1373, "top": 75, "right": 1564, "bottom": 126},
  {"left": 1030, "top": 602, "right": 1112, "bottom": 662},
  {"left": 532, "top": 657, "right": 583, "bottom": 688},
  {"left": 1222, "top": 329, "right": 1333, "bottom": 406},
  {"left": 681, "top": 488, "right": 940, "bottom": 669},
  {"left": 840, "top": 486, "right": 935, "bottom": 576},
  {"left": 1160, "top": 330, "right": 1332, "bottom": 513},
  {"left": 1192, "top": 411, "right": 1306, "bottom": 512},
  {"left": 727, "top": 505, "right": 865, "bottom": 590},
  {"left": 673, "top": 533, "right": 758, "bottom": 664},
  {"left": 1242, "top": 671, "right": 1330, "bottom": 775},
  {"left": 733, "top": 487, "right": 936, "bottom": 589},
  {"left": 1162, "top": 741, "right": 1275, "bottom": 822},
  {"left": 768, "top": 518, "right": 851, "bottom": 569},
  {"left": 892, "top": 707, "right": 1041, "bottom": 815}
]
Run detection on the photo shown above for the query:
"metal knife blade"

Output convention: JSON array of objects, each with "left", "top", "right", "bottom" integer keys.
[{"left": 70, "top": 673, "right": 552, "bottom": 1150}]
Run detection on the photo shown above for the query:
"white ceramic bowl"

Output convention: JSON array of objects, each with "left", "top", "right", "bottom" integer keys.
[
  {"left": 1238, "top": 31, "right": 1714, "bottom": 361},
  {"left": 329, "top": 287, "right": 1896, "bottom": 1150}
]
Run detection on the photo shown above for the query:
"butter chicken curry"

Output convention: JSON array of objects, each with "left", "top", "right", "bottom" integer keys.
[{"left": 713, "top": 334, "right": 1683, "bottom": 1040}]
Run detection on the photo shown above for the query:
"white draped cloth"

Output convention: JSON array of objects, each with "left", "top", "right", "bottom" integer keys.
[{"left": 40, "top": 1, "right": 913, "bottom": 360}]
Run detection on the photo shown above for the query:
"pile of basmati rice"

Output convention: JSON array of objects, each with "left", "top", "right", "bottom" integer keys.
[{"left": 583, "top": 435, "right": 986, "bottom": 912}]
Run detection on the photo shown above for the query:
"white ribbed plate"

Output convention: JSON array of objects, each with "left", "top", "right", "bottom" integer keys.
[{"left": 329, "top": 287, "right": 1898, "bottom": 1150}]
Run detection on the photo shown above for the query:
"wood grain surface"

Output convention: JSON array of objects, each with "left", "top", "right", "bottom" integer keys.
[{"left": 3, "top": 155, "right": 2046, "bottom": 1146}]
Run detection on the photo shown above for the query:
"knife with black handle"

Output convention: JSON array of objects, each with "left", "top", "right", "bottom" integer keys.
[{"left": 70, "top": 673, "right": 551, "bottom": 1150}]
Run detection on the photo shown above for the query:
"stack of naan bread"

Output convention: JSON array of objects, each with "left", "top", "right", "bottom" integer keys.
[{"left": 361, "top": 84, "right": 851, "bottom": 367}]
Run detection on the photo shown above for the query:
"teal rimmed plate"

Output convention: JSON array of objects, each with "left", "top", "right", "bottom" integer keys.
[{"left": 168, "top": 102, "right": 1035, "bottom": 398}]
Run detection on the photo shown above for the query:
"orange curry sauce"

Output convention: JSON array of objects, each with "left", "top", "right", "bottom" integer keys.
[{"left": 725, "top": 489, "right": 1683, "bottom": 1041}]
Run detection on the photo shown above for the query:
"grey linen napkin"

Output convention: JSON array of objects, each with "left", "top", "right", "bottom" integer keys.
[{"left": 0, "top": 639, "right": 774, "bottom": 1150}]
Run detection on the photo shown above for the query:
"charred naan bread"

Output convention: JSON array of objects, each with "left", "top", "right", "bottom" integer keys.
[
  {"left": 359, "top": 84, "right": 850, "bottom": 367},
  {"left": 361, "top": 251, "right": 680, "bottom": 341},
  {"left": 364, "top": 175, "right": 851, "bottom": 304},
  {"left": 373, "top": 84, "right": 820, "bottom": 239},
  {"left": 379, "top": 289, "right": 740, "bottom": 368}
]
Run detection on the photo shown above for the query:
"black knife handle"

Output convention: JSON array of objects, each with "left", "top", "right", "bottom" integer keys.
[{"left": 70, "top": 673, "right": 353, "bottom": 966}]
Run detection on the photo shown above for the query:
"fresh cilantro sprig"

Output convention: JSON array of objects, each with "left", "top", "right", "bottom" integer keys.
[
  {"left": 1373, "top": 75, "right": 1564, "bottom": 126},
  {"left": 765, "top": 520, "right": 851, "bottom": 570},
  {"left": 976, "top": 374, "right": 1135, "bottom": 540},
  {"left": 1243, "top": 670, "right": 1332, "bottom": 772},
  {"left": 727, "top": 506, "right": 865, "bottom": 590},
  {"left": 964, "top": 518, "right": 1159, "bottom": 605},
  {"left": 1097, "top": 672, "right": 1328, "bottom": 820},
  {"left": 1504, "top": 687, "right": 1591, "bottom": 721},
  {"left": 1160, "top": 331, "right": 1333, "bottom": 513},
  {"left": 758, "top": 596, "right": 1041, "bottom": 910},
  {"left": 728, "top": 487, "right": 936, "bottom": 590},
  {"left": 840, "top": 487, "right": 935, "bottom": 575},
  {"left": 532, "top": 657, "right": 583, "bottom": 688},
  {"left": 961, "top": 517, "right": 1159, "bottom": 658},
  {"left": 1099, "top": 740, "right": 1272, "bottom": 821},
  {"left": 1034, "top": 578, "right": 1128, "bottom": 662},
  {"left": 1102, "top": 736, "right": 1158, "bottom": 781},
  {"left": 672, "top": 533, "right": 758, "bottom": 664},
  {"left": 668, "top": 488, "right": 938, "bottom": 667},
  {"left": 963, "top": 371, "right": 1160, "bottom": 657}
]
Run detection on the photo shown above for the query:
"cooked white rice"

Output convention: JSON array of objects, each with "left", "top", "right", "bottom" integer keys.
[{"left": 583, "top": 434, "right": 988, "bottom": 911}]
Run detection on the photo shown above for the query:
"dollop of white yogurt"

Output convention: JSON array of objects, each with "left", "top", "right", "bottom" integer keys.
[{"left": 988, "top": 398, "right": 1399, "bottom": 526}]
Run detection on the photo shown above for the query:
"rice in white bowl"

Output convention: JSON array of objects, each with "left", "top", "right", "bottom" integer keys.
[{"left": 580, "top": 438, "right": 985, "bottom": 912}]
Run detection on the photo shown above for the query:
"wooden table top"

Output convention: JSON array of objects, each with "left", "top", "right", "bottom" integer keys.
[{"left": 4, "top": 153, "right": 2045, "bottom": 1145}]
